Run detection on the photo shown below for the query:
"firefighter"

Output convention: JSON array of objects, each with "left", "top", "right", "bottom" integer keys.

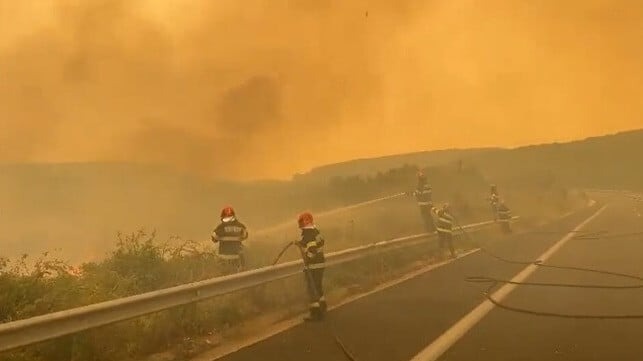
[
  {"left": 488, "top": 184, "right": 500, "bottom": 221},
  {"left": 414, "top": 171, "right": 435, "bottom": 232},
  {"left": 211, "top": 206, "right": 248, "bottom": 273},
  {"left": 496, "top": 200, "right": 513, "bottom": 233},
  {"left": 432, "top": 203, "right": 456, "bottom": 259},
  {"left": 294, "top": 212, "right": 327, "bottom": 322}
]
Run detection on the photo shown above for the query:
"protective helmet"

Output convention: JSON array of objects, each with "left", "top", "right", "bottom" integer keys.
[
  {"left": 220, "top": 206, "right": 235, "bottom": 220},
  {"left": 298, "top": 212, "right": 314, "bottom": 228}
]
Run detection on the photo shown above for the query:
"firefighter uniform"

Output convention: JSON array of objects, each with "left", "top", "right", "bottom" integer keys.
[
  {"left": 212, "top": 218, "right": 248, "bottom": 271},
  {"left": 432, "top": 206, "right": 456, "bottom": 258},
  {"left": 414, "top": 184, "right": 435, "bottom": 232},
  {"left": 489, "top": 193, "right": 500, "bottom": 221},
  {"left": 296, "top": 225, "right": 326, "bottom": 321},
  {"left": 497, "top": 202, "right": 512, "bottom": 233}
]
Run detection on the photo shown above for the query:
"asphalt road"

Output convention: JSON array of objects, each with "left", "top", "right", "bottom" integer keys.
[
  {"left": 438, "top": 198, "right": 643, "bottom": 361},
  {"left": 216, "top": 198, "right": 642, "bottom": 361}
]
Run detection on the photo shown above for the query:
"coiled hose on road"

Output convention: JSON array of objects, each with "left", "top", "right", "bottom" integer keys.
[
  {"left": 456, "top": 217, "right": 643, "bottom": 319},
  {"left": 288, "top": 214, "right": 643, "bottom": 360}
]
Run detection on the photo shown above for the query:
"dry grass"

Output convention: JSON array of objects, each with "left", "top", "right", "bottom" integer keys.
[{"left": 0, "top": 170, "right": 584, "bottom": 361}]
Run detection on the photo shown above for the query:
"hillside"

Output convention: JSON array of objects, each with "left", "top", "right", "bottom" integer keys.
[
  {"left": 303, "top": 129, "right": 643, "bottom": 189},
  {"left": 0, "top": 129, "right": 639, "bottom": 262},
  {"left": 0, "top": 162, "right": 485, "bottom": 262},
  {"left": 294, "top": 148, "right": 499, "bottom": 182},
  {"left": 469, "top": 129, "right": 643, "bottom": 190}
]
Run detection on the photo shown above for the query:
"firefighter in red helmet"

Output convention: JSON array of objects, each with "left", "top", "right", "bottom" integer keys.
[
  {"left": 294, "top": 212, "right": 327, "bottom": 321},
  {"left": 211, "top": 206, "right": 248, "bottom": 273}
]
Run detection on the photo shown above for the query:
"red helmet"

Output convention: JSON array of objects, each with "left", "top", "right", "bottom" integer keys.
[
  {"left": 298, "top": 212, "right": 314, "bottom": 228},
  {"left": 220, "top": 206, "right": 235, "bottom": 219}
]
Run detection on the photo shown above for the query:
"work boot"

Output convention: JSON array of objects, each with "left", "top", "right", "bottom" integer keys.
[
  {"left": 318, "top": 295, "right": 327, "bottom": 313},
  {"left": 304, "top": 311, "right": 322, "bottom": 322},
  {"left": 304, "top": 302, "right": 323, "bottom": 322}
]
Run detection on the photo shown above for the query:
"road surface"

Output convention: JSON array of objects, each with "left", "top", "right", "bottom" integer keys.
[{"left": 214, "top": 197, "right": 643, "bottom": 361}]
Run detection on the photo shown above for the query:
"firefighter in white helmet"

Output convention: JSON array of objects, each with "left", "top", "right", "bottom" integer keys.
[{"left": 488, "top": 184, "right": 500, "bottom": 221}]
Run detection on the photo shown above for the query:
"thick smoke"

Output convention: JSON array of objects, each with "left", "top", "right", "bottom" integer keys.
[{"left": 1, "top": 0, "right": 641, "bottom": 178}]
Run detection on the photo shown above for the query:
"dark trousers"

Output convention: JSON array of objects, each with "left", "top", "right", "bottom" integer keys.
[
  {"left": 304, "top": 267, "right": 326, "bottom": 318},
  {"left": 437, "top": 231, "right": 455, "bottom": 257},
  {"left": 491, "top": 203, "right": 498, "bottom": 220},
  {"left": 499, "top": 220, "right": 512, "bottom": 234},
  {"left": 218, "top": 242, "right": 245, "bottom": 274},
  {"left": 419, "top": 206, "right": 435, "bottom": 232},
  {"left": 219, "top": 256, "right": 244, "bottom": 275},
  {"left": 218, "top": 250, "right": 245, "bottom": 275}
]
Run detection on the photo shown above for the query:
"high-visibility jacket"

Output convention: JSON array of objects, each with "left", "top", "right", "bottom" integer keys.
[
  {"left": 497, "top": 204, "right": 512, "bottom": 223},
  {"left": 432, "top": 207, "right": 454, "bottom": 234},
  {"left": 212, "top": 218, "right": 248, "bottom": 259},
  {"left": 414, "top": 184, "right": 433, "bottom": 207},
  {"left": 297, "top": 226, "right": 325, "bottom": 269}
]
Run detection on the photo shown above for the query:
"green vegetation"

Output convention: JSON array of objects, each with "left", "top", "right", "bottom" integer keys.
[
  {"left": 0, "top": 162, "right": 587, "bottom": 361},
  {"left": 2, "top": 130, "right": 616, "bottom": 360}
]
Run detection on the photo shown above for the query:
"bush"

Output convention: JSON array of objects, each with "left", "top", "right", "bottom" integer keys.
[
  {"left": 0, "top": 231, "right": 227, "bottom": 361},
  {"left": 0, "top": 164, "right": 586, "bottom": 361}
]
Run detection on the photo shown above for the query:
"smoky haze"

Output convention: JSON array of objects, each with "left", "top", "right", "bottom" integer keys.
[{"left": 1, "top": 0, "right": 642, "bottom": 179}]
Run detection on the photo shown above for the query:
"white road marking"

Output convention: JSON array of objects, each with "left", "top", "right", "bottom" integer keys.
[
  {"left": 409, "top": 205, "right": 608, "bottom": 361},
  {"left": 193, "top": 249, "right": 480, "bottom": 361}
]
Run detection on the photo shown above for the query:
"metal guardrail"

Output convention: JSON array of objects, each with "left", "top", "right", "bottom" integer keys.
[{"left": 0, "top": 217, "right": 513, "bottom": 352}]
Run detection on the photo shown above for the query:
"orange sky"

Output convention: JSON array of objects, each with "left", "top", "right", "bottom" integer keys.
[{"left": 1, "top": 0, "right": 641, "bottom": 179}]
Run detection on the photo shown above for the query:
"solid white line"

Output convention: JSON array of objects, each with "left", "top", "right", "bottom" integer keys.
[
  {"left": 409, "top": 205, "right": 607, "bottom": 361},
  {"left": 193, "top": 249, "right": 481, "bottom": 361}
]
